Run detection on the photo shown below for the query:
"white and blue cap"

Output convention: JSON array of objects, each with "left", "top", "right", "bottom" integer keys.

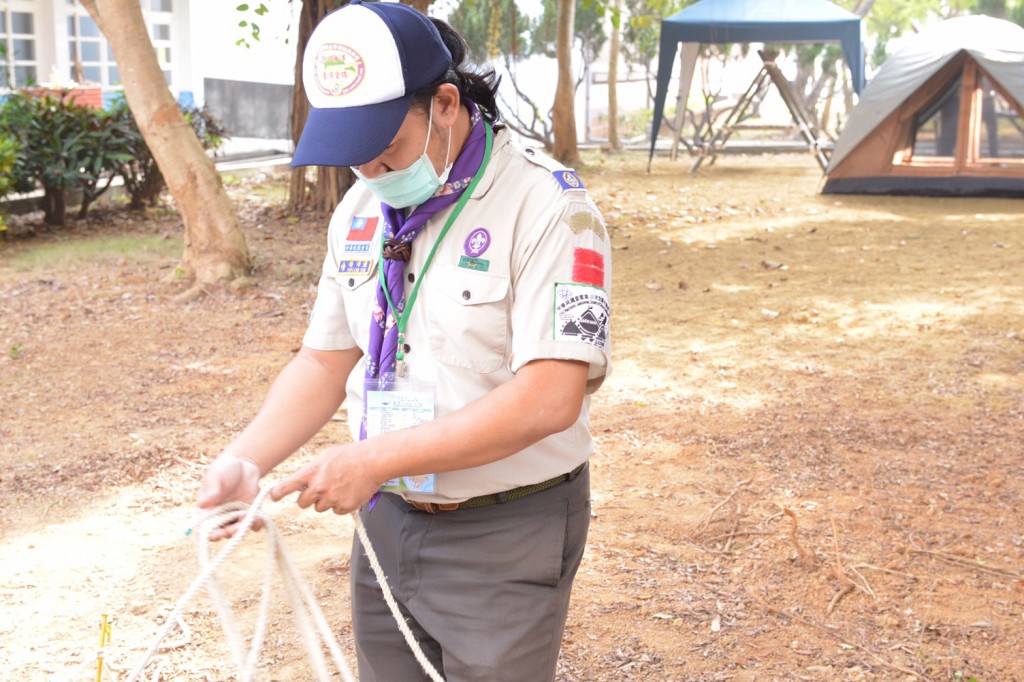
[{"left": 292, "top": 0, "right": 452, "bottom": 167}]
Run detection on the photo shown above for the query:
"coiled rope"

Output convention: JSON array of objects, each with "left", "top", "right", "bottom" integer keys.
[{"left": 125, "top": 486, "right": 444, "bottom": 682}]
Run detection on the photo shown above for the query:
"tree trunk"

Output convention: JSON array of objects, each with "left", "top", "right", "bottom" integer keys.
[
  {"left": 551, "top": 0, "right": 580, "bottom": 165},
  {"left": 43, "top": 188, "right": 66, "bottom": 227},
  {"left": 606, "top": 0, "right": 622, "bottom": 152},
  {"left": 288, "top": 0, "right": 356, "bottom": 214},
  {"left": 80, "top": 0, "right": 250, "bottom": 290},
  {"left": 404, "top": 0, "right": 432, "bottom": 13}
]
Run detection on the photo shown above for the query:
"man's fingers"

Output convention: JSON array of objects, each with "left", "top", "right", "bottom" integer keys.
[
  {"left": 196, "top": 476, "right": 224, "bottom": 509},
  {"left": 205, "top": 516, "right": 265, "bottom": 542},
  {"left": 271, "top": 470, "right": 309, "bottom": 502}
]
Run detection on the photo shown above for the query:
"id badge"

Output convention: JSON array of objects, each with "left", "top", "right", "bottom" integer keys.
[{"left": 365, "top": 374, "right": 437, "bottom": 494}]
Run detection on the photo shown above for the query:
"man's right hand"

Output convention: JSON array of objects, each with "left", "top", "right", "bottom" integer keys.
[{"left": 196, "top": 455, "right": 262, "bottom": 541}]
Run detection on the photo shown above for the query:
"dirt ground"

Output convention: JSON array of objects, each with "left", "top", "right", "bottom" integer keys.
[{"left": 1, "top": 151, "right": 1022, "bottom": 682}]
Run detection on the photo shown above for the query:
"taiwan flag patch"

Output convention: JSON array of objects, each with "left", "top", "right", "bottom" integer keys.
[
  {"left": 345, "top": 216, "right": 378, "bottom": 253},
  {"left": 347, "top": 216, "right": 378, "bottom": 241},
  {"left": 572, "top": 247, "right": 605, "bottom": 287}
]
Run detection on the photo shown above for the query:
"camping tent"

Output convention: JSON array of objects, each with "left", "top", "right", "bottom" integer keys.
[
  {"left": 822, "top": 15, "right": 1024, "bottom": 196},
  {"left": 648, "top": 0, "right": 865, "bottom": 165}
]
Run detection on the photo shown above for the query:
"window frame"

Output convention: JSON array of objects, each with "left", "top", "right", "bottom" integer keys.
[
  {"left": 1, "top": 2, "right": 40, "bottom": 88},
  {"left": 64, "top": 0, "right": 176, "bottom": 90}
]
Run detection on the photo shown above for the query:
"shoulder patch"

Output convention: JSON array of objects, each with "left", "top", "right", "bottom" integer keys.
[
  {"left": 553, "top": 170, "right": 584, "bottom": 191},
  {"left": 564, "top": 208, "right": 607, "bottom": 241}
]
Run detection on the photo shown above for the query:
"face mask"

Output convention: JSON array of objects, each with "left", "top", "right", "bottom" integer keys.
[{"left": 353, "top": 99, "right": 452, "bottom": 209}]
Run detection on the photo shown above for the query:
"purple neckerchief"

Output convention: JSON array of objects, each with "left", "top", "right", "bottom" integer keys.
[{"left": 362, "top": 101, "right": 486, "bottom": 433}]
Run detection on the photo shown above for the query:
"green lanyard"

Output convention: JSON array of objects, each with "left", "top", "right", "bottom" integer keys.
[{"left": 378, "top": 122, "right": 494, "bottom": 376}]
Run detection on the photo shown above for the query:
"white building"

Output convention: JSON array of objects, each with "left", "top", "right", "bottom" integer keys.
[{"left": 1, "top": 0, "right": 299, "bottom": 152}]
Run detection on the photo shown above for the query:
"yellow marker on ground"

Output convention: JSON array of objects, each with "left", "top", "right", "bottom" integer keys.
[{"left": 96, "top": 614, "right": 112, "bottom": 682}]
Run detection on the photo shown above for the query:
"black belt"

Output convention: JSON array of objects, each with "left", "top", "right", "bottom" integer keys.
[{"left": 405, "top": 462, "right": 587, "bottom": 514}]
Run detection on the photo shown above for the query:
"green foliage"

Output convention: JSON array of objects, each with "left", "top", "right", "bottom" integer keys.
[
  {"left": 73, "top": 106, "right": 138, "bottom": 220},
  {"left": 0, "top": 44, "right": 9, "bottom": 90},
  {"left": 0, "top": 91, "right": 230, "bottom": 224},
  {"left": 0, "top": 91, "right": 96, "bottom": 226},
  {"left": 531, "top": 0, "right": 608, "bottom": 63},
  {"left": 621, "top": 0, "right": 691, "bottom": 88},
  {"left": 0, "top": 135, "right": 19, "bottom": 233},
  {"left": 106, "top": 97, "right": 161, "bottom": 211},
  {"left": 235, "top": 2, "right": 270, "bottom": 48},
  {"left": 448, "top": 0, "right": 532, "bottom": 63},
  {"left": 862, "top": 0, "right": 1024, "bottom": 68},
  {"left": 107, "top": 95, "right": 229, "bottom": 211},
  {"left": 183, "top": 104, "right": 229, "bottom": 152}
]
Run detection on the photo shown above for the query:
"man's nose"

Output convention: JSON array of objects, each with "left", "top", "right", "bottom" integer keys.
[{"left": 356, "top": 160, "right": 386, "bottom": 179}]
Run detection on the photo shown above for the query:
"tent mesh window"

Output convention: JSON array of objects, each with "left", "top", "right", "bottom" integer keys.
[
  {"left": 911, "top": 75, "right": 962, "bottom": 159},
  {"left": 978, "top": 76, "right": 1024, "bottom": 162}
]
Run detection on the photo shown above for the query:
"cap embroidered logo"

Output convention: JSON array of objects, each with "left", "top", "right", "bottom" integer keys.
[{"left": 314, "top": 43, "right": 365, "bottom": 97}]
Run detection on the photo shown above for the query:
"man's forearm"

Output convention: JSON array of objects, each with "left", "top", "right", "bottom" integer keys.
[
  {"left": 363, "top": 359, "right": 589, "bottom": 484},
  {"left": 221, "top": 346, "right": 361, "bottom": 474}
]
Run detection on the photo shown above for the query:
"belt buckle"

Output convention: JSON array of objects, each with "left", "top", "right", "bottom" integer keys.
[{"left": 412, "top": 500, "right": 460, "bottom": 514}]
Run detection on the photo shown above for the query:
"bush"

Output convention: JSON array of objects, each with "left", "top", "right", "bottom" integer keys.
[
  {"left": 0, "top": 91, "right": 231, "bottom": 223},
  {"left": 73, "top": 104, "right": 137, "bottom": 219},
  {"left": 0, "top": 91, "right": 90, "bottom": 225},
  {"left": 109, "top": 96, "right": 229, "bottom": 210},
  {"left": 0, "top": 136, "right": 19, "bottom": 234}
]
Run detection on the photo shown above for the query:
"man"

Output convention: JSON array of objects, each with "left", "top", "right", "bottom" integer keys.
[{"left": 197, "top": 2, "right": 611, "bottom": 680}]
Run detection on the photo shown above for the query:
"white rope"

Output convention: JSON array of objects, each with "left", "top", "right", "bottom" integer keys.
[
  {"left": 125, "top": 485, "right": 445, "bottom": 682},
  {"left": 350, "top": 501, "right": 446, "bottom": 682}
]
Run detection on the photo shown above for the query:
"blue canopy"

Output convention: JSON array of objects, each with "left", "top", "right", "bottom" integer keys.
[{"left": 648, "top": 0, "right": 865, "bottom": 163}]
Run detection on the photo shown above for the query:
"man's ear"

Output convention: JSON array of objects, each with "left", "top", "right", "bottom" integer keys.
[{"left": 434, "top": 83, "right": 461, "bottom": 127}]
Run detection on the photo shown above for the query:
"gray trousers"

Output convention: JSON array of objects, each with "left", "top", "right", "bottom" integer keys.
[{"left": 351, "top": 463, "right": 590, "bottom": 682}]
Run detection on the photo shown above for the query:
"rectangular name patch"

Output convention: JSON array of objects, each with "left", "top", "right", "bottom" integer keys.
[
  {"left": 337, "top": 258, "right": 373, "bottom": 275},
  {"left": 554, "top": 282, "right": 609, "bottom": 352},
  {"left": 458, "top": 255, "right": 490, "bottom": 272}
]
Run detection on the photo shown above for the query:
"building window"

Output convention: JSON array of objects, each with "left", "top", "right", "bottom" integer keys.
[
  {"left": 65, "top": 0, "right": 175, "bottom": 88},
  {"left": 146, "top": 1, "right": 173, "bottom": 85},
  {"left": 1, "top": 4, "right": 38, "bottom": 87},
  {"left": 68, "top": 9, "right": 112, "bottom": 85}
]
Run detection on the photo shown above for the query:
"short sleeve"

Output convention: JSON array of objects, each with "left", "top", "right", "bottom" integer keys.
[
  {"left": 301, "top": 203, "right": 374, "bottom": 352},
  {"left": 509, "top": 186, "right": 611, "bottom": 391}
]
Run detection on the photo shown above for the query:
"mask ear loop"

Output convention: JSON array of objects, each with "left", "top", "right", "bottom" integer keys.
[
  {"left": 426, "top": 96, "right": 453, "bottom": 180},
  {"left": 423, "top": 98, "right": 434, "bottom": 156}
]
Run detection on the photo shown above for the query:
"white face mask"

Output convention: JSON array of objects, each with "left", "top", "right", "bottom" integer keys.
[{"left": 353, "top": 99, "right": 452, "bottom": 209}]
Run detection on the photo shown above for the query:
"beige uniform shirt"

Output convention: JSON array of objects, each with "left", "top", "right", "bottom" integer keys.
[{"left": 303, "top": 127, "right": 612, "bottom": 503}]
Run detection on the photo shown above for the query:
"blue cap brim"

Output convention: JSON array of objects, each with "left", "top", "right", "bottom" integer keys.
[{"left": 291, "top": 92, "right": 415, "bottom": 168}]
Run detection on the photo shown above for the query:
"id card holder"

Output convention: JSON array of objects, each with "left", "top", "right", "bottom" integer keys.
[{"left": 365, "top": 373, "right": 438, "bottom": 494}]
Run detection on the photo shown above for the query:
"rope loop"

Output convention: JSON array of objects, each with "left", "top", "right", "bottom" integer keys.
[{"left": 125, "top": 485, "right": 445, "bottom": 682}]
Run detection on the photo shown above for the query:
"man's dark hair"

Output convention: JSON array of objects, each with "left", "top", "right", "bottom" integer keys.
[{"left": 413, "top": 18, "right": 502, "bottom": 127}]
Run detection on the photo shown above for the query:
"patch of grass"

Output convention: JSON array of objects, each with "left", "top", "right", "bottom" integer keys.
[
  {"left": 2, "top": 234, "right": 182, "bottom": 271},
  {"left": 245, "top": 183, "right": 289, "bottom": 203}
]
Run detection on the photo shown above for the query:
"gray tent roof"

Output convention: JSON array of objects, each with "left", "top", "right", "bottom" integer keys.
[
  {"left": 828, "top": 15, "right": 1024, "bottom": 171},
  {"left": 648, "top": 0, "right": 865, "bottom": 163}
]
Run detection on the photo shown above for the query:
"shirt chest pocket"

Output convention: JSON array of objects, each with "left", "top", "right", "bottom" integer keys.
[
  {"left": 427, "top": 263, "right": 510, "bottom": 373},
  {"left": 333, "top": 257, "right": 379, "bottom": 349}
]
